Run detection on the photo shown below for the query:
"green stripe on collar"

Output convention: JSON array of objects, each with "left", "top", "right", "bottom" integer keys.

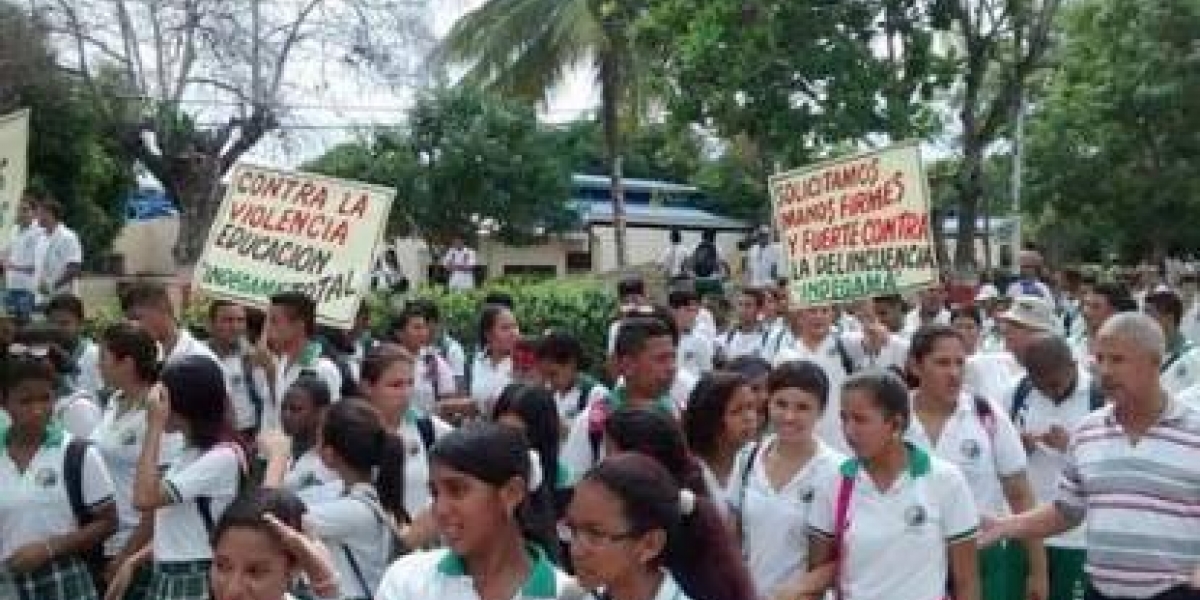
[
  {"left": 435, "top": 543, "right": 559, "bottom": 598},
  {"left": 608, "top": 386, "right": 673, "bottom": 414},
  {"left": 839, "top": 441, "right": 931, "bottom": 478},
  {"left": 0, "top": 422, "right": 66, "bottom": 448}
]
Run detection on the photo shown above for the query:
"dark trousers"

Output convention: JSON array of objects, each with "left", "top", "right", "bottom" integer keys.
[{"left": 1086, "top": 585, "right": 1200, "bottom": 600}]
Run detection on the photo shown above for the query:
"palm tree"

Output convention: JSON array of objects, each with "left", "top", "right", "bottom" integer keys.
[{"left": 438, "top": 0, "right": 642, "bottom": 268}]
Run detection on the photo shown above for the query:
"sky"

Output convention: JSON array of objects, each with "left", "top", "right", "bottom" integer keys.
[{"left": 241, "top": 0, "right": 599, "bottom": 169}]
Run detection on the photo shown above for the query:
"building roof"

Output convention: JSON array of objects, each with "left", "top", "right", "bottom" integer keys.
[
  {"left": 575, "top": 200, "right": 749, "bottom": 231},
  {"left": 571, "top": 173, "right": 700, "bottom": 195}
]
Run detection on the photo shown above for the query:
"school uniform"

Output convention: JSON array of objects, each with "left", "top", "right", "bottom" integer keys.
[
  {"left": 397, "top": 410, "right": 453, "bottom": 518},
  {"left": 306, "top": 483, "right": 393, "bottom": 600},
  {"left": 164, "top": 329, "right": 219, "bottom": 365},
  {"left": 901, "top": 308, "right": 951, "bottom": 339},
  {"left": 149, "top": 443, "right": 242, "bottom": 600},
  {"left": 1005, "top": 369, "right": 1093, "bottom": 600},
  {"left": 281, "top": 447, "right": 341, "bottom": 504},
  {"left": 676, "top": 329, "right": 716, "bottom": 378},
  {"left": 808, "top": 444, "right": 979, "bottom": 600},
  {"left": 552, "top": 376, "right": 610, "bottom": 423},
  {"left": 209, "top": 344, "right": 273, "bottom": 434},
  {"left": 69, "top": 339, "right": 104, "bottom": 397},
  {"left": 586, "top": 571, "right": 694, "bottom": 600},
  {"left": 0, "top": 425, "right": 115, "bottom": 600},
  {"left": 271, "top": 342, "right": 344, "bottom": 427},
  {"left": 561, "top": 386, "right": 679, "bottom": 486},
  {"left": 411, "top": 348, "right": 457, "bottom": 416},
  {"left": 55, "top": 390, "right": 102, "bottom": 439},
  {"left": 468, "top": 352, "right": 513, "bottom": 415},
  {"left": 719, "top": 325, "right": 770, "bottom": 362},
  {"left": 434, "top": 334, "right": 468, "bottom": 384},
  {"left": 1159, "top": 337, "right": 1200, "bottom": 396},
  {"left": 965, "top": 351, "right": 1024, "bottom": 405},
  {"left": 91, "top": 393, "right": 185, "bottom": 558},
  {"left": 906, "top": 392, "right": 1029, "bottom": 600},
  {"left": 727, "top": 437, "right": 843, "bottom": 598},
  {"left": 375, "top": 544, "right": 573, "bottom": 600}
]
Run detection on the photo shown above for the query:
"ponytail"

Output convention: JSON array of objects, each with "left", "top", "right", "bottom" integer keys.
[
  {"left": 321, "top": 399, "right": 407, "bottom": 521},
  {"left": 584, "top": 453, "right": 755, "bottom": 600}
]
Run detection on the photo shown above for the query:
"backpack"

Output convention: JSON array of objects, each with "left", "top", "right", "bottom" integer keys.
[
  {"left": 833, "top": 337, "right": 856, "bottom": 376},
  {"left": 64, "top": 439, "right": 105, "bottom": 584},
  {"left": 1009, "top": 376, "right": 1106, "bottom": 424},
  {"left": 344, "top": 487, "right": 411, "bottom": 598},
  {"left": 692, "top": 242, "right": 719, "bottom": 278}
]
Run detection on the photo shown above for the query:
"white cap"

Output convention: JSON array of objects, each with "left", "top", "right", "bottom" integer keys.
[{"left": 998, "top": 295, "right": 1057, "bottom": 332}]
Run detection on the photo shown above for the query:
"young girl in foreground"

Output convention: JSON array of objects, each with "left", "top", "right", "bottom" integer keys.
[
  {"left": 794, "top": 370, "right": 980, "bottom": 600},
  {"left": 567, "top": 452, "right": 755, "bottom": 600},
  {"left": 375, "top": 423, "right": 572, "bottom": 600}
]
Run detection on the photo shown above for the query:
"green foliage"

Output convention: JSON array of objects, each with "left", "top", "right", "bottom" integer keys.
[
  {"left": 306, "top": 87, "right": 575, "bottom": 246},
  {"left": 550, "top": 119, "right": 702, "bottom": 183},
  {"left": 641, "top": 0, "right": 952, "bottom": 169},
  {"left": 407, "top": 278, "right": 617, "bottom": 371},
  {"left": 0, "top": 4, "right": 133, "bottom": 265},
  {"left": 1024, "top": 0, "right": 1200, "bottom": 259}
]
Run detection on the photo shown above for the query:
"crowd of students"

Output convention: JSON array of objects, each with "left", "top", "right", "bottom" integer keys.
[{"left": 1, "top": 257, "right": 1199, "bottom": 600}]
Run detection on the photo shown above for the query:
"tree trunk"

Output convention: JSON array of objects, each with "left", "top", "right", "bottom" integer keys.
[
  {"left": 600, "top": 52, "right": 627, "bottom": 269},
  {"left": 170, "top": 152, "right": 225, "bottom": 265},
  {"left": 955, "top": 136, "right": 984, "bottom": 280}
]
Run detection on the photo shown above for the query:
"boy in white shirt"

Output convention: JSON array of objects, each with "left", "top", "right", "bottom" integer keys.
[
  {"left": 669, "top": 288, "right": 715, "bottom": 377},
  {"left": 3, "top": 195, "right": 43, "bottom": 324},
  {"left": 33, "top": 197, "right": 82, "bottom": 302},
  {"left": 441, "top": 236, "right": 477, "bottom": 291},
  {"left": 1143, "top": 289, "right": 1200, "bottom": 395},
  {"left": 45, "top": 294, "right": 103, "bottom": 396},
  {"left": 718, "top": 288, "right": 770, "bottom": 363}
]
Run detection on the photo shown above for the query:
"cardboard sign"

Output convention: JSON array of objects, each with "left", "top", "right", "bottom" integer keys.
[
  {"left": 195, "top": 164, "right": 395, "bottom": 327},
  {"left": 0, "top": 109, "right": 30, "bottom": 251},
  {"left": 769, "top": 141, "right": 938, "bottom": 307}
]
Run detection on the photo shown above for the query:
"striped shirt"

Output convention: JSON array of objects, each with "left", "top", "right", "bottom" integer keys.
[{"left": 1055, "top": 396, "right": 1200, "bottom": 599}]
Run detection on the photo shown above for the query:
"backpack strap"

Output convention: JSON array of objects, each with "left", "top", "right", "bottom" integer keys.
[
  {"left": 1010, "top": 376, "right": 1034, "bottom": 423},
  {"left": 734, "top": 441, "right": 762, "bottom": 551},
  {"left": 239, "top": 352, "right": 266, "bottom": 430},
  {"left": 575, "top": 375, "right": 598, "bottom": 416},
  {"left": 832, "top": 472, "right": 856, "bottom": 600},
  {"left": 64, "top": 438, "right": 93, "bottom": 526},
  {"left": 342, "top": 545, "right": 372, "bottom": 599},
  {"left": 423, "top": 353, "right": 443, "bottom": 401},
  {"left": 1087, "top": 382, "right": 1106, "bottom": 411},
  {"left": 196, "top": 496, "right": 217, "bottom": 540},
  {"left": 974, "top": 395, "right": 997, "bottom": 440},
  {"left": 196, "top": 442, "right": 249, "bottom": 540},
  {"left": 834, "top": 336, "right": 856, "bottom": 375},
  {"left": 415, "top": 416, "right": 436, "bottom": 455}
]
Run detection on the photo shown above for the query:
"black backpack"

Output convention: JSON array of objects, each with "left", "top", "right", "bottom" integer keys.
[
  {"left": 64, "top": 439, "right": 105, "bottom": 585},
  {"left": 692, "top": 242, "right": 719, "bottom": 278},
  {"left": 1010, "top": 375, "right": 1106, "bottom": 423}
]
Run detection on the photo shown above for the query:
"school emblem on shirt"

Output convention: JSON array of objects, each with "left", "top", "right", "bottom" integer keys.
[
  {"left": 960, "top": 438, "right": 982, "bottom": 460},
  {"left": 904, "top": 504, "right": 928, "bottom": 527},
  {"left": 35, "top": 468, "right": 58, "bottom": 488},
  {"left": 801, "top": 489, "right": 815, "bottom": 503},
  {"left": 121, "top": 429, "right": 139, "bottom": 446},
  {"left": 299, "top": 472, "right": 320, "bottom": 489},
  {"left": 406, "top": 439, "right": 420, "bottom": 456}
]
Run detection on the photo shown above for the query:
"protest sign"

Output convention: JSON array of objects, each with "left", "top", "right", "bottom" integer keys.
[
  {"left": 196, "top": 164, "right": 395, "bottom": 327},
  {"left": 769, "top": 141, "right": 938, "bottom": 307},
  {"left": 0, "top": 109, "right": 30, "bottom": 250}
]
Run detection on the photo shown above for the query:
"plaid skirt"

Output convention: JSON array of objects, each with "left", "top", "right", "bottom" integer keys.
[
  {"left": 147, "top": 561, "right": 212, "bottom": 600},
  {"left": 11, "top": 556, "right": 98, "bottom": 600}
]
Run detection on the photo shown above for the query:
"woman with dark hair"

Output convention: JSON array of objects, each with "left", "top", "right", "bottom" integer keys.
[
  {"left": 261, "top": 375, "right": 338, "bottom": 503},
  {"left": 92, "top": 322, "right": 178, "bottom": 594},
  {"left": 727, "top": 361, "right": 843, "bottom": 598},
  {"left": 798, "top": 370, "right": 979, "bottom": 600},
  {"left": 906, "top": 325, "right": 1045, "bottom": 600},
  {"left": 468, "top": 304, "right": 520, "bottom": 415},
  {"left": 682, "top": 371, "right": 760, "bottom": 490},
  {"left": 491, "top": 384, "right": 566, "bottom": 563},
  {"left": 0, "top": 355, "right": 117, "bottom": 600},
  {"left": 950, "top": 305, "right": 984, "bottom": 355},
  {"left": 568, "top": 453, "right": 756, "bottom": 600},
  {"left": 110, "top": 354, "right": 244, "bottom": 600},
  {"left": 209, "top": 488, "right": 340, "bottom": 600},
  {"left": 356, "top": 347, "right": 450, "bottom": 521},
  {"left": 375, "top": 423, "right": 573, "bottom": 599},
  {"left": 604, "top": 408, "right": 711, "bottom": 500},
  {"left": 269, "top": 398, "right": 409, "bottom": 600},
  {"left": 726, "top": 356, "right": 772, "bottom": 426}
]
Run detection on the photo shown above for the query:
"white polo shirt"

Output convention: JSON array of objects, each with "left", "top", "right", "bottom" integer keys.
[
  {"left": 4, "top": 223, "right": 43, "bottom": 291},
  {"left": 1004, "top": 369, "right": 1093, "bottom": 549},
  {"left": 412, "top": 348, "right": 457, "bottom": 416},
  {"left": 0, "top": 426, "right": 115, "bottom": 562},
  {"left": 906, "top": 392, "right": 1028, "bottom": 515},
  {"left": 271, "top": 342, "right": 344, "bottom": 419},
  {"left": 91, "top": 395, "right": 184, "bottom": 556},
  {"left": 376, "top": 545, "right": 573, "bottom": 600},
  {"left": 212, "top": 348, "right": 273, "bottom": 432},
  {"left": 154, "top": 443, "right": 242, "bottom": 562},
  {"left": 561, "top": 387, "right": 680, "bottom": 485},
  {"left": 398, "top": 411, "right": 453, "bottom": 518},
  {"left": 720, "top": 326, "right": 770, "bottom": 361},
  {"left": 1159, "top": 339, "right": 1200, "bottom": 396},
  {"left": 728, "top": 437, "right": 843, "bottom": 597},
  {"left": 165, "top": 329, "right": 220, "bottom": 365},
  {"left": 469, "top": 352, "right": 513, "bottom": 415},
  {"left": 677, "top": 329, "right": 716, "bottom": 378},
  {"left": 306, "top": 483, "right": 393, "bottom": 599},
  {"left": 442, "top": 247, "right": 477, "bottom": 291},
  {"left": 808, "top": 446, "right": 978, "bottom": 600},
  {"left": 965, "top": 350, "right": 1025, "bottom": 404},
  {"left": 71, "top": 339, "right": 104, "bottom": 396},
  {"left": 55, "top": 391, "right": 101, "bottom": 439},
  {"left": 435, "top": 335, "right": 467, "bottom": 381},
  {"left": 552, "top": 376, "right": 610, "bottom": 422},
  {"left": 37, "top": 224, "right": 82, "bottom": 297},
  {"left": 281, "top": 447, "right": 340, "bottom": 504}
]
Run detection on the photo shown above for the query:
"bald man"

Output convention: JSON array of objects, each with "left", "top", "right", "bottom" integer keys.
[{"left": 984, "top": 313, "right": 1200, "bottom": 600}]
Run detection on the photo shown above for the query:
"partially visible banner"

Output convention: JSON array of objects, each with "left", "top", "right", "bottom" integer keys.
[
  {"left": 0, "top": 109, "right": 30, "bottom": 251},
  {"left": 769, "top": 141, "right": 938, "bottom": 308},
  {"left": 195, "top": 163, "right": 396, "bottom": 327}
]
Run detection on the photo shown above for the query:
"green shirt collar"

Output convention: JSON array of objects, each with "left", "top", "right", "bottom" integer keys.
[
  {"left": 839, "top": 441, "right": 931, "bottom": 479},
  {"left": 0, "top": 421, "right": 66, "bottom": 449},
  {"left": 609, "top": 385, "right": 674, "bottom": 414},
  {"left": 435, "top": 543, "right": 558, "bottom": 598}
]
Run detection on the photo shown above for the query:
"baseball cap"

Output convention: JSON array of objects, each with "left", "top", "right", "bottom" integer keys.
[{"left": 998, "top": 295, "right": 1057, "bottom": 332}]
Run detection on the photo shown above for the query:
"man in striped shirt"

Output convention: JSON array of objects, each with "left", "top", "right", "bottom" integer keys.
[{"left": 982, "top": 312, "right": 1200, "bottom": 600}]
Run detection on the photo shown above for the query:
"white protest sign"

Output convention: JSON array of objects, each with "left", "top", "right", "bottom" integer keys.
[
  {"left": 196, "top": 164, "right": 395, "bottom": 327},
  {"left": 0, "top": 109, "right": 30, "bottom": 251},
  {"left": 769, "top": 141, "right": 938, "bottom": 307}
]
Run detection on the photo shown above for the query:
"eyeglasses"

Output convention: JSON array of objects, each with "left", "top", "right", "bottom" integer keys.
[
  {"left": 561, "top": 523, "right": 641, "bottom": 547},
  {"left": 8, "top": 343, "right": 50, "bottom": 358}
]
